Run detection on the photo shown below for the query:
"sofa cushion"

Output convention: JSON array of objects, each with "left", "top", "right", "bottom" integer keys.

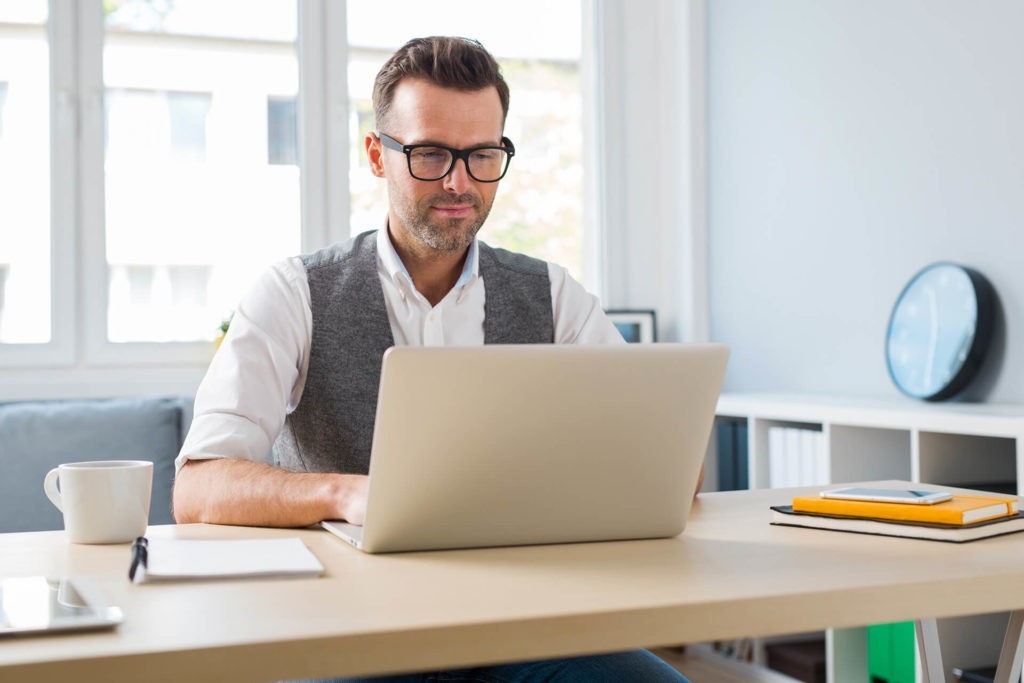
[{"left": 0, "top": 397, "right": 184, "bottom": 533}]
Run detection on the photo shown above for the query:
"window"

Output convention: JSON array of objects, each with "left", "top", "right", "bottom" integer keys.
[
  {"left": 0, "top": 2, "right": 51, "bottom": 345},
  {"left": 169, "top": 265, "right": 212, "bottom": 308},
  {"left": 102, "top": 0, "right": 301, "bottom": 344},
  {"left": 105, "top": 89, "right": 212, "bottom": 163},
  {"left": 166, "top": 91, "right": 211, "bottom": 161},
  {"left": 0, "top": 264, "right": 8, "bottom": 324},
  {"left": 346, "top": 0, "right": 586, "bottom": 282},
  {"left": 1, "top": 1, "right": 641, "bottom": 397},
  {"left": 108, "top": 263, "right": 213, "bottom": 342},
  {"left": 0, "top": 81, "right": 8, "bottom": 328},
  {"left": 0, "top": 81, "right": 8, "bottom": 137},
  {"left": 267, "top": 96, "right": 298, "bottom": 165}
]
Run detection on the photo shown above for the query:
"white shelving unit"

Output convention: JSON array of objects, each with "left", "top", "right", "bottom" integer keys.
[{"left": 713, "top": 392, "right": 1024, "bottom": 683}]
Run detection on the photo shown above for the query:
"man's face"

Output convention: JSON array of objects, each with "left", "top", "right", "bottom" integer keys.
[{"left": 368, "top": 78, "right": 505, "bottom": 256}]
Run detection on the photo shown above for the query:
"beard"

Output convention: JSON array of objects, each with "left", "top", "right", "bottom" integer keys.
[{"left": 391, "top": 188, "right": 495, "bottom": 254}]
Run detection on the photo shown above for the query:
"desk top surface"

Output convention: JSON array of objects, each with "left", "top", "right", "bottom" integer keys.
[{"left": 3, "top": 482, "right": 1024, "bottom": 682}]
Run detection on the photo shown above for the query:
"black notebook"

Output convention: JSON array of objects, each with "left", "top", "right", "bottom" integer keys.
[{"left": 771, "top": 506, "right": 1024, "bottom": 543}]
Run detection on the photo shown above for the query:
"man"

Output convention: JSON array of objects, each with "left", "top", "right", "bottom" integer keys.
[{"left": 174, "top": 36, "right": 689, "bottom": 683}]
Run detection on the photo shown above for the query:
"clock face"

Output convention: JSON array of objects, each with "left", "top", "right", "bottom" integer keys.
[{"left": 886, "top": 263, "right": 991, "bottom": 401}]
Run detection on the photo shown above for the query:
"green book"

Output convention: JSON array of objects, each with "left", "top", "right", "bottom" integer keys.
[{"left": 868, "top": 621, "right": 915, "bottom": 683}]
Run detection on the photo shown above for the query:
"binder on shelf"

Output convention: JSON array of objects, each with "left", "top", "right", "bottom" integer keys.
[
  {"left": 785, "top": 428, "right": 801, "bottom": 486},
  {"left": 792, "top": 493, "right": 1019, "bottom": 526},
  {"left": 716, "top": 421, "right": 737, "bottom": 491},
  {"left": 812, "top": 429, "right": 827, "bottom": 486},
  {"left": 735, "top": 422, "right": 748, "bottom": 489},
  {"left": 868, "top": 621, "right": 915, "bottom": 683},
  {"left": 799, "top": 429, "right": 815, "bottom": 487},
  {"left": 768, "top": 426, "right": 826, "bottom": 488},
  {"left": 129, "top": 537, "right": 324, "bottom": 583},
  {"left": 769, "top": 427, "right": 787, "bottom": 488},
  {"left": 715, "top": 420, "right": 749, "bottom": 491}
]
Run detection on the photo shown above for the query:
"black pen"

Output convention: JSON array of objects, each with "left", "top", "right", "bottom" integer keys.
[{"left": 128, "top": 536, "right": 148, "bottom": 581}]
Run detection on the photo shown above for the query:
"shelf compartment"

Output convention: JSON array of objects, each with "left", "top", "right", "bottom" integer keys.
[
  {"left": 916, "top": 432, "right": 1017, "bottom": 494},
  {"left": 749, "top": 418, "right": 824, "bottom": 489},
  {"left": 829, "top": 425, "right": 911, "bottom": 484}
]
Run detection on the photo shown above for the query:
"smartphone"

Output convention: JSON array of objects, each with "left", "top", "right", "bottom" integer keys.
[
  {"left": 819, "top": 487, "right": 953, "bottom": 505},
  {"left": 0, "top": 576, "right": 123, "bottom": 636}
]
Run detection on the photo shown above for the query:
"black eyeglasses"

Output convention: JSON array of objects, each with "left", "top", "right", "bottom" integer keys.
[{"left": 378, "top": 132, "right": 515, "bottom": 183}]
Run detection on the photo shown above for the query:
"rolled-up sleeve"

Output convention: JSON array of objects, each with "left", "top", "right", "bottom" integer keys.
[{"left": 176, "top": 258, "right": 312, "bottom": 472}]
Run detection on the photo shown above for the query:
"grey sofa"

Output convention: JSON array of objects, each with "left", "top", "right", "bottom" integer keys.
[{"left": 0, "top": 396, "right": 193, "bottom": 533}]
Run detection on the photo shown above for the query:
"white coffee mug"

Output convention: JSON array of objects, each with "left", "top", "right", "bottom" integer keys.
[{"left": 43, "top": 460, "right": 153, "bottom": 544}]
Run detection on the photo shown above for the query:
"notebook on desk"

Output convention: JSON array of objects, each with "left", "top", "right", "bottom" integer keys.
[{"left": 321, "top": 343, "right": 729, "bottom": 553}]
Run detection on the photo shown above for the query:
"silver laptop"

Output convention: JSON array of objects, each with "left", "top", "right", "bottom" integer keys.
[{"left": 321, "top": 343, "right": 729, "bottom": 553}]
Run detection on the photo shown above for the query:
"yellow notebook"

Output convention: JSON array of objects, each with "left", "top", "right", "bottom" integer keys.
[{"left": 792, "top": 493, "right": 1019, "bottom": 526}]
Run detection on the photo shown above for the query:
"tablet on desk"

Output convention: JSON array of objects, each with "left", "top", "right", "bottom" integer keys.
[{"left": 0, "top": 576, "right": 123, "bottom": 637}]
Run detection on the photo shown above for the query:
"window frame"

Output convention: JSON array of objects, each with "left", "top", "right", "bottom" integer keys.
[
  {"left": 0, "top": 0, "right": 78, "bottom": 369},
  {"left": 0, "top": 0, "right": 350, "bottom": 385},
  {"left": 12, "top": 0, "right": 345, "bottom": 370}
]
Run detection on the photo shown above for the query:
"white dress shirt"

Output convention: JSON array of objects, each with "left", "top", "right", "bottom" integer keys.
[{"left": 176, "top": 229, "right": 624, "bottom": 472}]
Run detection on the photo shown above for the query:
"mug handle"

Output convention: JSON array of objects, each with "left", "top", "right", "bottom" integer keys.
[{"left": 43, "top": 468, "right": 63, "bottom": 512}]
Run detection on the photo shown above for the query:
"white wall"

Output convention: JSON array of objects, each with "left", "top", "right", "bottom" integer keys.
[{"left": 708, "top": 0, "right": 1024, "bottom": 401}]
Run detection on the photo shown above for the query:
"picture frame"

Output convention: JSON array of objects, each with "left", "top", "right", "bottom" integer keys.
[{"left": 605, "top": 309, "right": 657, "bottom": 343}]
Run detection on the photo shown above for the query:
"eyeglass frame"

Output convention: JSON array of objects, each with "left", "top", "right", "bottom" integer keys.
[{"left": 377, "top": 131, "right": 516, "bottom": 183}]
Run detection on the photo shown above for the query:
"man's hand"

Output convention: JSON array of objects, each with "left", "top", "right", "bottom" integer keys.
[
  {"left": 334, "top": 474, "right": 370, "bottom": 525},
  {"left": 173, "top": 458, "right": 370, "bottom": 528}
]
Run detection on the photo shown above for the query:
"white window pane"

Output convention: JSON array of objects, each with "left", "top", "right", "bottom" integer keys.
[
  {"left": 346, "top": 1, "right": 586, "bottom": 282},
  {"left": 105, "top": 0, "right": 296, "bottom": 42},
  {"left": 0, "top": 2, "right": 47, "bottom": 26},
  {"left": 103, "top": 0, "right": 300, "bottom": 343},
  {"left": 267, "top": 96, "right": 298, "bottom": 166},
  {"left": 0, "top": 4, "right": 51, "bottom": 344}
]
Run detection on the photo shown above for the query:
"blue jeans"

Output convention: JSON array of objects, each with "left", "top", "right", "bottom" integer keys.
[{"left": 298, "top": 650, "right": 689, "bottom": 682}]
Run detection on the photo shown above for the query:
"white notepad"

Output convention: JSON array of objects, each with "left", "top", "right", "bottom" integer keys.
[{"left": 131, "top": 538, "right": 324, "bottom": 583}]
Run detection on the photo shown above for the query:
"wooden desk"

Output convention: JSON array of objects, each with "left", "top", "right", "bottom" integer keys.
[{"left": 3, "top": 483, "right": 1024, "bottom": 682}]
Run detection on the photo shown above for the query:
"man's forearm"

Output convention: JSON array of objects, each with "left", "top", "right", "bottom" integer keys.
[{"left": 173, "top": 458, "right": 366, "bottom": 527}]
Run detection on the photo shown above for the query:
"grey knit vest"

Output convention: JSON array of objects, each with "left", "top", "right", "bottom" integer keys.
[{"left": 272, "top": 230, "right": 553, "bottom": 474}]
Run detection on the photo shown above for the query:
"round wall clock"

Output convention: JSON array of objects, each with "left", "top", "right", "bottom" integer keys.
[{"left": 885, "top": 262, "right": 995, "bottom": 401}]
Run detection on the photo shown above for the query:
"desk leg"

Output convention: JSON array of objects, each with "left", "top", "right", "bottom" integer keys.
[
  {"left": 915, "top": 618, "right": 944, "bottom": 683},
  {"left": 994, "top": 610, "right": 1024, "bottom": 683}
]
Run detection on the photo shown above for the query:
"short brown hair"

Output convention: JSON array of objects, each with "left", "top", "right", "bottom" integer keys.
[{"left": 372, "top": 36, "right": 510, "bottom": 132}]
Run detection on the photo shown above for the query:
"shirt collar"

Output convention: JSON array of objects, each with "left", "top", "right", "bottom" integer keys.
[
  {"left": 376, "top": 226, "right": 409, "bottom": 284},
  {"left": 377, "top": 226, "right": 479, "bottom": 291},
  {"left": 454, "top": 240, "right": 479, "bottom": 289}
]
